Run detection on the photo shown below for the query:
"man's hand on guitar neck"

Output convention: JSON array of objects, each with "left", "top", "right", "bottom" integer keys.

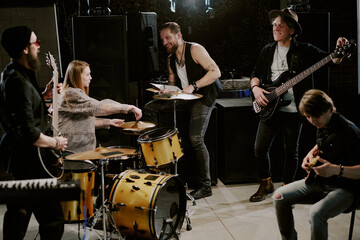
[{"left": 332, "top": 37, "right": 350, "bottom": 64}]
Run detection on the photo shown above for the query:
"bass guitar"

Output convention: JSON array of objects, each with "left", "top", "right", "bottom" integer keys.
[
  {"left": 252, "top": 41, "right": 356, "bottom": 120},
  {"left": 37, "top": 52, "right": 63, "bottom": 179}
]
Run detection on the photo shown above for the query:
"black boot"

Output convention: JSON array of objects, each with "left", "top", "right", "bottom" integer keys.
[
  {"left": 249, "top": 177, "right": 274, "bottom": 202},
  {"left": 190, "top": 186, "right": 212, "bottom": 199}
]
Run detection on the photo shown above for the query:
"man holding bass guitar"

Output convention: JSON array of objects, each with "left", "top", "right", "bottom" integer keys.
[
  {"left": 0, "top": 26, "right": 67, "bottom": 239},
  {"left": 249, "top": 8, "right": 349, "bottom": 202},
  {"left": 273, "top": 89, "right": 360, "bottom": 240}
]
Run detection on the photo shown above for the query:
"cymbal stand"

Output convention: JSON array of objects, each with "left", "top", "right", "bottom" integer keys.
[
  {"left": 171, "top": 99, "right": 195, "bottom": 232},
  {"left": 173, "top": 99, "right": 178, "bottom": 128},
  {"left": 84, "top": 158, "right": 124, "bottom": 240}
]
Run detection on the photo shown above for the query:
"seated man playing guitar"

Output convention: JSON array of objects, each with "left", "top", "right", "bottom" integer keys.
[
  {"left": 249, "top": 8, "right": 351, "bottom": 202},
  {"left": 273, "top": 89, "right": 360, "bottom": 240}
]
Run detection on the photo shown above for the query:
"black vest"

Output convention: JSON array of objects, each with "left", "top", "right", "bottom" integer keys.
[{"left": 170, "top": 42, "right": 222, "bottom": 107}]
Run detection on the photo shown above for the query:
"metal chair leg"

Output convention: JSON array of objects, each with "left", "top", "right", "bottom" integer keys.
[{"left": 348, "top": 210, "right": 356, "bottom": 240}]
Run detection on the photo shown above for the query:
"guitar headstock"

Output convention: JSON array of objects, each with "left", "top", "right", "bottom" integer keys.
[
  {"left": 45, "top": 52, "right": 58, "bottom": 74},
  {"left": 332, "top": 40, "right": 356, "bottom": 59}
]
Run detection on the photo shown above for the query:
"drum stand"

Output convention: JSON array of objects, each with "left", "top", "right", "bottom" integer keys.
[
  {"left": 171, "top": 99, "right": 195, "bottom": 232},
  {"left": 84, "top": 158, "right": 124, "bottom": 240},
  {"left": 171, "top": 100, "right": 196, "bottom": 203}
]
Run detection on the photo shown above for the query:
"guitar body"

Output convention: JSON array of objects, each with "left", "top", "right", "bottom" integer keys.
[
  {"left": 305, "top": 160, "right": 322, "bottom": 185},
  {"left": 38, "top": 148, "right": 63, "bottom": 179},
  {"left": 253, "top": 71, "right": 294, "bottom": 120}
]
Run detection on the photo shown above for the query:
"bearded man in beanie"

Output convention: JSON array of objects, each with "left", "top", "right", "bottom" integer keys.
[
  {"left": 249, "top": 8, "right": 349, "bottom": 202},
  {"left": 0, "top": 26, "right": 67, "bottom": 239}
]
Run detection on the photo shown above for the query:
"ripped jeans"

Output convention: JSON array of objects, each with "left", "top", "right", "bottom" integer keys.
[{"left": 273, "top": 179, "right": 355, "bottom": 240}]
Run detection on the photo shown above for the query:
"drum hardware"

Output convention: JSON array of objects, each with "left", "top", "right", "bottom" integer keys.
[
  {"left": 159, "top": 219, "right": 180, "bottom": 240},
  {"left": 84, "top": 158, "right": 125, "bottom": 240},
  {"left": 152, "top": 93, "right": 202, "bottom": 128}
]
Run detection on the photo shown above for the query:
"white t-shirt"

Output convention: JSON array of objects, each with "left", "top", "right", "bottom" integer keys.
[{"left": 271, "top": 45, "right": 297, "bottom": 113}]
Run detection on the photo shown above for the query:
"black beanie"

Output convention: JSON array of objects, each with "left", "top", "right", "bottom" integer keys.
[{"left": 0, "top": 26, "right": 32, "bottom": 59}]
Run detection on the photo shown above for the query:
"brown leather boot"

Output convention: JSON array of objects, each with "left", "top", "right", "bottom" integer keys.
[{"left": 249, "top": 177, "right": 274, "bottom": 202}]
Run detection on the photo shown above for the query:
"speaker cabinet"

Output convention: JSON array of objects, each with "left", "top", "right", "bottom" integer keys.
[
  {"left": 72, "top": 16, "right": 128, "bottom": 104},
  {"left": 127, "top": 12, "right": 159, "bottom": 108},
  {"left": 72, "top": 13, "right": 158, "bottom": 107},
  {"left": 297, "top": 12, "right": 330, "bottom": 93},
  {"left": 216, "top": 98, "right": 259, "bottom": 184},
  {"left": 127, "top": 12, "right": 159, "bottom": 80}
]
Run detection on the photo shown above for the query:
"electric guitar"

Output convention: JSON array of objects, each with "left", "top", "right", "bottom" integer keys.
[
  {"left": 37, "top": 52, "right": 63, "bottom": 179},
  {"left": 252, "top": 41, "right": 356, "bottom": 120},
  {"left": 304, "top": 150, "right": 323, "bottom": 185},
  {"left": 304, "top": 127, "right": 331, "bottom": 184}
]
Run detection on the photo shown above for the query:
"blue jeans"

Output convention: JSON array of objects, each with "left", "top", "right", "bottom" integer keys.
[
  {"left": 254, "top": 111, "right": 301, "bottom": 183},
  {"left": 273, "top": 179, "right": 355, "bottom": 240}
]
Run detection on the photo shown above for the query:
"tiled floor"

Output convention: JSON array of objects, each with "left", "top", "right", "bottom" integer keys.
[{"left": 0, "top": 180, "right": 359, "bottom": 240}]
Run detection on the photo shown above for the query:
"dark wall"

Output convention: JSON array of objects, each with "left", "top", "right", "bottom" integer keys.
[
  {"left": 55, "top": 0, "right": 358, "bottom": 121},
  {"left": 1, "top": 0, "right": 357, "bottom": 122}
]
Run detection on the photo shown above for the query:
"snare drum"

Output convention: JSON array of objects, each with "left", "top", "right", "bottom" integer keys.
[
  {"left": 109, "top": 169, "right": 186, "bottom": 239},
  {"left": 138, "top": 128, "right": 183, "bottom": 168},
  {"left": 61, "top": 160, "right": 96, "bottom": 222}
]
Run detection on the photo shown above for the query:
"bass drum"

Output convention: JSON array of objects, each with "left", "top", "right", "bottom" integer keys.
[{"left": 109, "top": 169, "right": 186, "bottom": 239}]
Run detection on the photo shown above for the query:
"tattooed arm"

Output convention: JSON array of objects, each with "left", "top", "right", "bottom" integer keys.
[{"left": 181, "top": 43, "right": 221, "bottom": 94}]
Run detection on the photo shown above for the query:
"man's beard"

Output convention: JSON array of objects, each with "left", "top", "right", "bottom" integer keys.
[
  {"left": 167, "top": 43, "right": 178, "bottom": 54},
  {"left": 27, "top": 53, "right": 41, "bottom": 71}
]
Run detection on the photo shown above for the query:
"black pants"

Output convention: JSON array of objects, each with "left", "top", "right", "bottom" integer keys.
[
  {"left": 3, "top": 201, "right": 64, "bottom": 240},
  {"left": 254, "top": 111, "right": 302, "bottom": 184}
]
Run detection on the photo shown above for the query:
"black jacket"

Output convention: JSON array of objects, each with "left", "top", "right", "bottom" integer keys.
[
  {"left": 251, "top": 38, "right": 328, "bottom": 107},
  {"left": 1, "top": 61, "right": 50, "bottom": 179}
]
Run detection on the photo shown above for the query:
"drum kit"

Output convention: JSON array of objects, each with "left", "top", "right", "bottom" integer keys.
[{"left": 62, "top": 93, "right": 202, "bottom": 240}]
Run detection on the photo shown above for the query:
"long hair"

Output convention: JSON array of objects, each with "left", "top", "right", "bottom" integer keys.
[
  {"left": 63, "top": 60, "right": 90, "bottom": 95},
  {"left": 299, "top": 89, "right": 336, "bottom": 118}
]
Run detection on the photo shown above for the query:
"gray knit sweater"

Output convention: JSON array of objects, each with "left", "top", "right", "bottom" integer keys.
[{"left": 58, "top": 87, "right": 122, "bottom": 153}]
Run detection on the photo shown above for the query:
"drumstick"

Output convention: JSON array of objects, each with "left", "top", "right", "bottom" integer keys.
[{"left": 131, "top": 120, "right": 140, "bottom": 130}]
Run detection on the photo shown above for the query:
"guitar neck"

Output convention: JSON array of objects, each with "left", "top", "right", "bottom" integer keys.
[
  {"left": 268, "top": 54, "right": 333, "bottom": 101},
  {"left": 52, "top": 71, "right": 59, "bottom": 137}
]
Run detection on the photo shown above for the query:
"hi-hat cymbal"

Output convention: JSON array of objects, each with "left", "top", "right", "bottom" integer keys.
[
  {"left": 65, "top": 147, "right": 138, "bottom": 160},
  {"left": 120, "top": 121, "right": 156, "bottom": 132}
]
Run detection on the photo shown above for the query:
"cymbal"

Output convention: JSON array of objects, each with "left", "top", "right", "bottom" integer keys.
[
  {"left": 120, "top": 121, "right": 156, "bottom": 131},
  {"left": 65, "top": 146, "right": 138, "bottom": 160},
  {"left": 153, "top": 92, "right": 203, "bottom": 100}
]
